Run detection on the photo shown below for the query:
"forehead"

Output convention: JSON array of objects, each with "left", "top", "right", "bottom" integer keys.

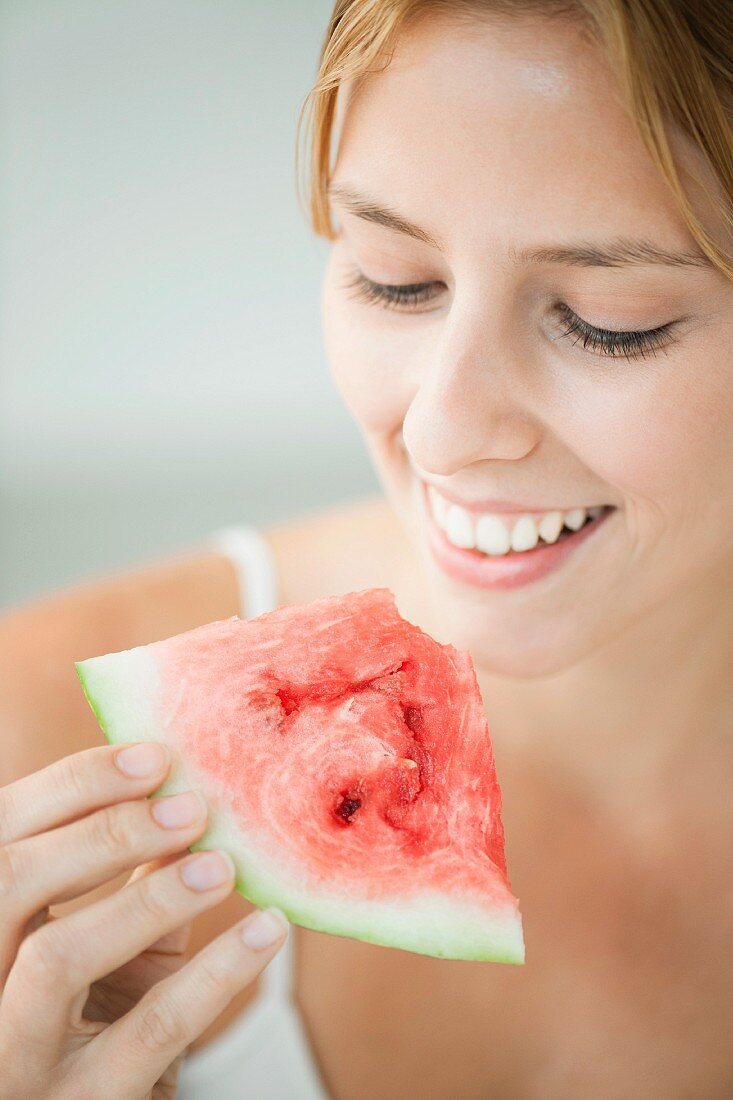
[{"left": 332, "top": 11, "right": 696, "bottom": 254}]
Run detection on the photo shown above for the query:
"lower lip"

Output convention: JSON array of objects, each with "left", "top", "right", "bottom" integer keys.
[{"left": 424, "top": 492, "right": 613, "bottom": 591}]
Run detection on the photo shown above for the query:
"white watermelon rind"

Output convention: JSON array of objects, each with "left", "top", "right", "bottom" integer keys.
[{"left": 76, "top": 651, "right": 525, "bottom": 965}]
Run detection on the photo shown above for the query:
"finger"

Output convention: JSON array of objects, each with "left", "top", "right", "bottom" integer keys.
[
  {"left": 0, "top": 791, "right": 208, "bottom": 984},
  {"left": 96, "top": 907, "right": 289, "bottom": 1091},
  {"left": 82, "top": 865, "right": 192, "bottom": 1021},
  {"left": 0, "top": 743, "right": 170, "bottom": 845},
  {"left": 4, "top": 790, "right": 208, "bottom": 914},
  {"left": 102, "top": 924, "right": 192, "bottom": 1007},
  {"left": 128, "top": 857, "right": 191, "bottom": 957},
  {"left": 2, "top": 849, "right": 237, "bottom": 1053}
]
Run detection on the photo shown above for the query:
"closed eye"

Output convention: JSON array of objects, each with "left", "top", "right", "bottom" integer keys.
[
  {"left": 342, "top": 269, "right": 443, "bottom": 311},
  {"left": 341, "top": 267, "right": 679, "bottom": 360},
  {"left": 554, "top": 303, "right": 676, "bottom": 359}
]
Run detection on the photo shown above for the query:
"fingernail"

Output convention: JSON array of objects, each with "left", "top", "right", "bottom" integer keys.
[
  {"left": 180, "top": 850, "right": 235, "bottom": 891},
  {"left": 240, "top": 908, "right": 289, "bottom": 950},
  {"left": 115, "top": 742, "right": 168, "bottom": 778},
  {"left": 151, "top": 790, "right": 205, "bottom": 829}
]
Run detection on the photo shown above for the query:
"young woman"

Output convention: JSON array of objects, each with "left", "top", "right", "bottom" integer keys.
[{"left": 1, "top": 2, "right": 731, "bottom": 1097}]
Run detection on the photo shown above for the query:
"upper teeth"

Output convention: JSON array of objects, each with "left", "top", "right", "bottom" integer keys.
[
  {"left": 476, "top": 514, "right": 511, "bottom": 555},
  {"left": 445, "top": 504, "right": 475, "bottom": 549},
  {"left": 429, "top": 488, "right": 603, "bottom": 556}
]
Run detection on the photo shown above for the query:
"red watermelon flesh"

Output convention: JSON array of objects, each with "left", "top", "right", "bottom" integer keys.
[{"left": 77, "top": 588, "right": 524, "bottom": 963}]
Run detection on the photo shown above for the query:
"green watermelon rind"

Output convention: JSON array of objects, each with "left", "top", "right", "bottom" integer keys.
[{"left": 76, "top": 650, "right": 525, "bottom": 966}]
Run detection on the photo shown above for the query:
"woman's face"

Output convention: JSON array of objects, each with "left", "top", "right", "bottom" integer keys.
[{"left": 320, "top": 11, "right": 733, "bottom": 677}]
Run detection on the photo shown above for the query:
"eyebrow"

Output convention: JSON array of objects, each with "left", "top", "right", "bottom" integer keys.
[
  {"left": 328, "top": 183, "right": 442, "bottom": 248},
  {"left": 327, "top": 182, "right": 711, "bottom": 269}
]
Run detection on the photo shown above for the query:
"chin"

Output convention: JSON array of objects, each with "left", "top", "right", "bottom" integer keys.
[{"left": 426, "top": 575, "right": 606, "bottom": 679}]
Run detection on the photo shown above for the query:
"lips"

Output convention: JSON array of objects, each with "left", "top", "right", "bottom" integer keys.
[{"left": 423, "top": 483, "right": 615, "bottom": 590}]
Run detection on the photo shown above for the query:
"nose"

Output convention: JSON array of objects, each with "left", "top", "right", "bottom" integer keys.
[{"left": 402, "top": 310, "right": 541, "bottom": 476}]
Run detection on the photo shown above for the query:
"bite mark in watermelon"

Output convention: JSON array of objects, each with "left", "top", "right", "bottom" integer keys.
[{"left": 76, "top": 588, "right": 524, "bottom": 963}]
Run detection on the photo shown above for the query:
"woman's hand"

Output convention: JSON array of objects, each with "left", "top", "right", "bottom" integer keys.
[{"left": 0, "top": 742, "right": 288, "bottom": 1099}]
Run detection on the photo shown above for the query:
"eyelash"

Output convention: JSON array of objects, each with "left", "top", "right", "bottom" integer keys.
[
  {"left": 554, "top": 304, "right": 673, "bottom": 360},
  {"left": 342, "top": 269, "right": 675, "bottom": 360},
  {"left": 343, "top": 270, "right": 440, "bottom": 311}
]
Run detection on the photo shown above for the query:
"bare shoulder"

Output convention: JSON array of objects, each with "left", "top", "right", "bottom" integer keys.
[
  {"left": 263, "top": 494, "right": 412, "bottom": 607},
  {"left": 0, "top": 548, "right": 239, "bottom": 783}
]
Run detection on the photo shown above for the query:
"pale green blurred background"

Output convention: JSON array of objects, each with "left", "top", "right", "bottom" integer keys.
[{"left": 1, "top": 0, "right": 377, "bottom": 608}]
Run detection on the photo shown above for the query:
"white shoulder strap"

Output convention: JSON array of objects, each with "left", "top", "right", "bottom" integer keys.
[{"left": 209, "top": 525, "right": 279, "bottom": 620}]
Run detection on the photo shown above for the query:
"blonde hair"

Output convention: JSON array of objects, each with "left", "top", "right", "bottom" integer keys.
[{"left": 296, "top": 0, "right": 733, "bottom": 278}]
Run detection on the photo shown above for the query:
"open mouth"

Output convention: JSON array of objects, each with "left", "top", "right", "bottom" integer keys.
[{"left": 423, "top": 484, "right": 616, "bottom": 590}]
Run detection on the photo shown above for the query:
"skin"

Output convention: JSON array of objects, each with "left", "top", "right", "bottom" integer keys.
[{"left": 1, "top": 10, "right": 732, "bottom": 1099}]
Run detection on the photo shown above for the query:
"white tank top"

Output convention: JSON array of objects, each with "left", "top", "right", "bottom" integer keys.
[{"left": 176, "top": 526, "right": 329, "bottom": 1100}]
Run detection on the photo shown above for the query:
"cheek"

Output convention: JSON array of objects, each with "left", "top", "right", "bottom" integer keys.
[
  {"left": 552, "top": 356, "right": 733, "bottom": 521},
  {"left": 321, "top": 251, "right": 418, "bottom": 435}
]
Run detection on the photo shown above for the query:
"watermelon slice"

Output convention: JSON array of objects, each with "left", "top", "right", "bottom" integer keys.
[{"left": 76, "top": 588, "right": 524, "bottom": 963}]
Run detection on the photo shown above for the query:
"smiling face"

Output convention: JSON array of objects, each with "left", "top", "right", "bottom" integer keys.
[{"left": 320, "top": 10, "right": 733, "bottom": 677}]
